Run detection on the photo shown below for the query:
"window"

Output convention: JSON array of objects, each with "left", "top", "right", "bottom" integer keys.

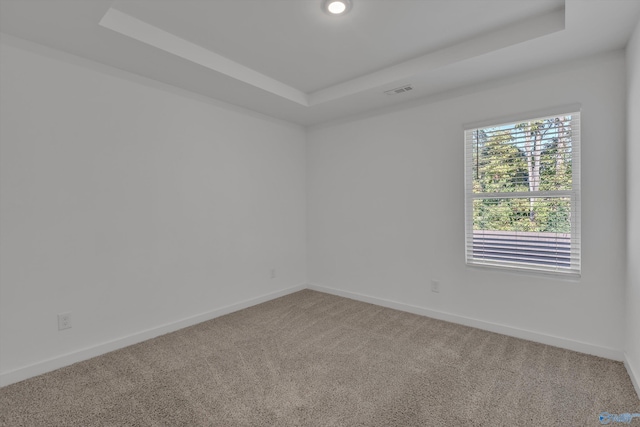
[{"left": 464, "top": 111, "right": 580, "bottom": 276}]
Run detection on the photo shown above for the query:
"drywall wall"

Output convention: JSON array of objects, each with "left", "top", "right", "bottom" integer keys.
[
  {"left": 307, "top": 50, "right": 628, "bottom": 358},
  {"left": 626, "top": 17, "right": 640, "bottom": 396},
  {"left": 0, "top": 37, "right": 307, "bottom": 385}
]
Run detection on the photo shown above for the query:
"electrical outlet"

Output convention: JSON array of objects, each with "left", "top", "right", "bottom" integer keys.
[
  {"left": 58, "top": 312, "right": 72, "bottom": 330},
  {"left": 270, "top": 269, "right": 276, "bottom": 279},
  {"left": 431, "top": 280, "right": 440, "bottom": 293}
]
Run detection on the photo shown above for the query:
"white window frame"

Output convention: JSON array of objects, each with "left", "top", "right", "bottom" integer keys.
[{"left": 464, "top": 109, "right": 581, "bottom": 277}]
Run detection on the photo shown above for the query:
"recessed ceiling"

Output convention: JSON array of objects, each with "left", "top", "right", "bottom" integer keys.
[
  {"left": 1, "top": 0, "right": 639, "bottom": 126},
  {"left": 108, "top": 0, "right": 563, "bottom": 94}
]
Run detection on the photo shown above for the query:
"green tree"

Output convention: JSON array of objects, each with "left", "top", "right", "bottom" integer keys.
[
  {"left": 473, "top": 129, "right": 530, "bottom": 231},
  {"left": 473, "top": 117, "right": 573, "bottom": 233}
]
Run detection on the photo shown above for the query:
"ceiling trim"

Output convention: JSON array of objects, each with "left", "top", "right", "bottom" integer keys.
[
  {"left": 308, "top": 7, "right": 566, "bottom": 106},
  {"left": 99, "top": 7, "right": 310, "bottom": 106},
  {"left": 100, "top": 5, "right": 565, "bottom": 110}
]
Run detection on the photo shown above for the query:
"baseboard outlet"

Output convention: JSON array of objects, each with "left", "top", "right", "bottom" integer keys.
[
  {"left": 0, "top": 284, "right": 306, "bottom": 388},
  {"left": 307, "top": 284, "right": 624, "bottom": 362},
  {"left": 623, "top": 353, "right": 640, "bottom": 400}
]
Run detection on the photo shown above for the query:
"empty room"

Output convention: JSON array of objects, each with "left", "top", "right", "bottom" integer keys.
[{"left": 1, "top": 0, "right": 639, "bottom": 425}]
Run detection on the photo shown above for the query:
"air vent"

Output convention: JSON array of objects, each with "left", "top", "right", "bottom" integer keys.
[{"left": 384, "top": 85, "right": 414, "bottom": 95}]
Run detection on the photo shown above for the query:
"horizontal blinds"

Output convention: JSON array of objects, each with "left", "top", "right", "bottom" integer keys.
[{"left": 464, "top": 112, "right": 580, "bottom": 275}]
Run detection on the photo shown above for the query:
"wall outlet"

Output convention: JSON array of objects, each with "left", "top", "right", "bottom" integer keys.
[
  {"left": 58, "top": 312, "right": 72, "bottom": 330},
  {"left": 431, "top": 280, "right": 440, "bottom": 293},
  {"left": 270, "top": 269, "right": 276, "bottom": 279}
]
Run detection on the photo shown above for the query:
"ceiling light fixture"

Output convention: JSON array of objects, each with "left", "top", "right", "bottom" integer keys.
[{"left": 322, "top": 0, "right": 352, "bottom": 15}]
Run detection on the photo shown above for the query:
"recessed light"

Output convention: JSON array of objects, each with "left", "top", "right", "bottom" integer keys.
[{"left": 322, "top": 0, "right": 352, "bottom": 15}]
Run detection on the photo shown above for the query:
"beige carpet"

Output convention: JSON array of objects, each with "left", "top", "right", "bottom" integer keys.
[{"left": 1, "top": 290, "right": 638, "bottom": 426}]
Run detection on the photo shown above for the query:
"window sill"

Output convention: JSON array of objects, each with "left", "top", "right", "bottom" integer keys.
[{"left": 465, "top": 261, "right": 581, "bottom": 282}]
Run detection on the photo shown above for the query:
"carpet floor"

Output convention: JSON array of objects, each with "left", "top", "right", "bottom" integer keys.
[{"left": 1, "top": 289, "right": 638, "bottom": 426}]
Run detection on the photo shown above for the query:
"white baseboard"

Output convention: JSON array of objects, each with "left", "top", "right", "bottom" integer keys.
[
  {"left": 0, "top": 284, "right": 306, "bottom": 388},
  {"left": 3, "top": 283, "right": 627, "bottom": 388},
  {"left": 623, "top": 353, "right": 640, "bottom": 400},
  {"left": 307, "top": 284, "right": 624, "bottom": 362}
]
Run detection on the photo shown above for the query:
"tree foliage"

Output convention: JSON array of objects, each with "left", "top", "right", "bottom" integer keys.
[{"left": 472, "top": 117, "right": 573, "bottom": 233}]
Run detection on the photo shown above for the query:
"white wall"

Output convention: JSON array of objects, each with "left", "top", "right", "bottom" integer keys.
[
  {"left": 1, "top": 30, "right": 635, "bottom": 389},
  {"left": 308, "top": 51, "right": 628, "bottom": 358},
  {"left": 626, "top": 18, "right": 640, "bottom": 396},
  {"left": 0, "top": 37, "right": 307, "bottom": 385}
]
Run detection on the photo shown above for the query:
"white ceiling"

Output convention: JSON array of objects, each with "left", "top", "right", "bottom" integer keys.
[{"left": 1, "top": 0, "right": 640, "bottom": 126}]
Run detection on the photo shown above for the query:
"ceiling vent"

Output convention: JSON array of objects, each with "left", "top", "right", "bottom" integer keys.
[{"left": 384, "top": 85, "right": 414, "bottom": 95}]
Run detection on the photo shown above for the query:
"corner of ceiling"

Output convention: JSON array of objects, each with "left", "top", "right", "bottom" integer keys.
[{"left": 99, "top": 7, "right": 310, "bottom": 107}]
